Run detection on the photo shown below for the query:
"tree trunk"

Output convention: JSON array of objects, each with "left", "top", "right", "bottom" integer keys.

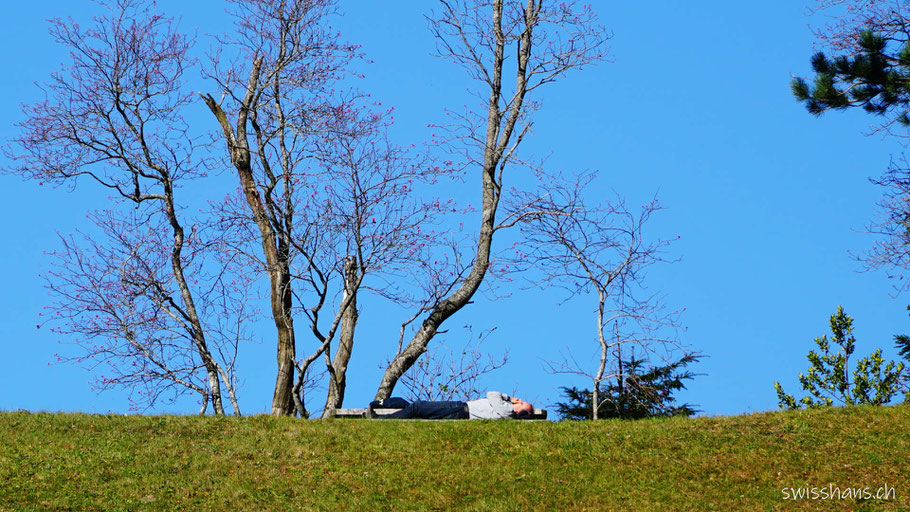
[
  {"left": 217, "top": 364, "right": 242, "bottom": 416},
  {"left": 201, "top": 59, "right": 297, "bottom": 415},
  {"left": 199, "top": 393, "right": 209, "bottom": 415},
  {"left": 592, "top": 296, "right": 607, "bottom": 421},
  {"left": 322, "top": 256, "right": 358, "bottom": 418},
  {"left": 615, "top": 340, "right": 623, "bottom": 419},
  {"left": 271, "top": 257, "right": 297, "bottom": 416},
  {"left": 163, "top": 178, "right": 225, "bottom": 415}
]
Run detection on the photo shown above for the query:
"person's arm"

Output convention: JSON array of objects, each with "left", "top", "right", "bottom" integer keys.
[{"left": 486, "top": 391, "right": 511, "bottom": 405}]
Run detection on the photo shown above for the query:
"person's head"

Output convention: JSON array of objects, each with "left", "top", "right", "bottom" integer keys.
[{"left": 512, "top": 398, "right": 534, "bottom": 419}]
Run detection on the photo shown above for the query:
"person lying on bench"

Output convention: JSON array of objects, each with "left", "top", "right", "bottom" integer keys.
[{"left": 371, "top": 391, "right": 534, "bottom": 419}]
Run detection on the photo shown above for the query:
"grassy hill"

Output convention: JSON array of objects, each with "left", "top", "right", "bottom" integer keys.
[{"left": 1, "top": 406, "right": 907, "bottom": 511}]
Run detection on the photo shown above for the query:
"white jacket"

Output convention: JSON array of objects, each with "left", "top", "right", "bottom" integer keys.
[{"left": 466, "top": 391, "right": 514, "bottom": 419}]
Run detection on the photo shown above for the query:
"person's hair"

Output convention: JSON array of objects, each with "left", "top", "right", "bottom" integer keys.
[{"left": 514, "top": 402, "right": 534, "bottom": 419}]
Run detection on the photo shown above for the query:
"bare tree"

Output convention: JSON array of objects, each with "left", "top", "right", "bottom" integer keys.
[
  {"left": 200, "top": 0, "right": 461, "bottom": 417},
  {"left": 808, "top": 0, "right": 910, "bottom": 53},
  {"left": 207, "top": 70, "right": 453, "bottom": 418},
  {"left": 374, "top": 0, "right": 611, "bottom": 401},
  {"left": 520, "top": 174, "right": 683, "bottom": 419},
  {"left": 5, "top": 0, "right": 243, "bottom": 414},
  {"left": 44, "top": 210, "right": 250, "bottom": 414},
  {"left": 286, "top": 103, "right": 451, "bottom": 418},
  {"left": 861, "top": 156, "right": 910, "bottom": 292},
  {"left": 200, "top": 0, "right": 359, "bottom": 415}
]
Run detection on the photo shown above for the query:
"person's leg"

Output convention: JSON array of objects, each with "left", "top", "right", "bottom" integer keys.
[
  {"left": 405, "top": 400, "right": 468, "bottom": 419},
  {"left": 377, "top": 400, "right": 468, "bottom": 419},
  {"left": 380, "top": 401, "right": 420, "bottom": 419},
  {"left": 369, "top": 397, "right": 410, "bottom": 409}
]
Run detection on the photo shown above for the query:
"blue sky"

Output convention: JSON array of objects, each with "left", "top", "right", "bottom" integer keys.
[{"left": 1, "top": 1, "right": 907, "bottom": 417}]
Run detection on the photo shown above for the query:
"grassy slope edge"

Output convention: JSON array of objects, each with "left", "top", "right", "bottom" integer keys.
[{"left": 1, "top": 406, "right": 907, "bottom": 511}]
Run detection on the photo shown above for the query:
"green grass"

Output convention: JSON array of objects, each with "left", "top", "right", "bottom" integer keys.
[{"left": 1, "top": 406, "right": 908, "bottom": 511}]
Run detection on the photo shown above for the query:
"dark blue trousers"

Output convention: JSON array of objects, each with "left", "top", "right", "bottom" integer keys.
[{"left": 380, "top": 399, "right": 468, "bottom": 419}]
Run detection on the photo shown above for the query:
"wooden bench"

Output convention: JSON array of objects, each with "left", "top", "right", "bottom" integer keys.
[{"left": 333, "top": 408, "right": 548, "bottom": 420}]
